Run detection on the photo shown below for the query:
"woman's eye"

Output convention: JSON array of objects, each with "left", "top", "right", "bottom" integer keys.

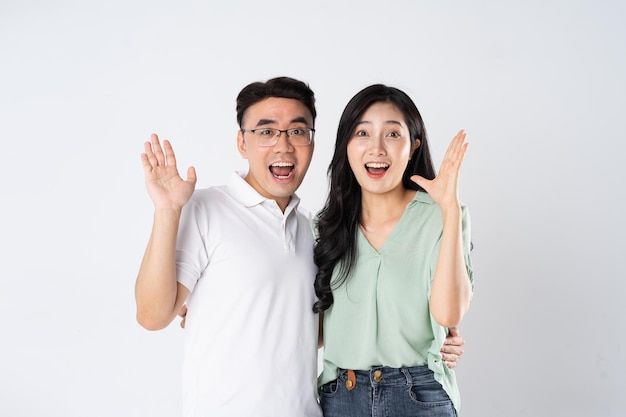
[
  {"left": 355, "top": 130, "right": 368, "bottom": 137},
  {"left": 387, "top": 131, "right": 401, "bottom": 138}
]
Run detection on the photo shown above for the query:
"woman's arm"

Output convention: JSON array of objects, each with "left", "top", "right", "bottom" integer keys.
[{"left": 411, "top": 130, "right": 472, "bottom": 328}]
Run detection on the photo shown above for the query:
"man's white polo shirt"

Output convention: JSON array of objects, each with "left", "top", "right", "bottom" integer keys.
[{"left": 175, "top": 172, "right": 321, "bottom": 417}]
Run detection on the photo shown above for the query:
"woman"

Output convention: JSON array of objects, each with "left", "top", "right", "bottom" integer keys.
[{"left": 314, "top": 84, "right": 474, "bottom": 416}]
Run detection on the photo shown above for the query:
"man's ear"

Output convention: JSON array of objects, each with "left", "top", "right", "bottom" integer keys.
[{"left": 237, "top": 130, "right": 248, "bottom": 159}]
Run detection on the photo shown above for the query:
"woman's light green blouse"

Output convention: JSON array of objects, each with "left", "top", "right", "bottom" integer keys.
[{"left": 319, "top": 191, "right": 474, "bottom": 414}]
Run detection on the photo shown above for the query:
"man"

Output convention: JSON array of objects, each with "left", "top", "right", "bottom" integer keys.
[{"left": 135, "top": 77, "right": 464, "bottom": 416}]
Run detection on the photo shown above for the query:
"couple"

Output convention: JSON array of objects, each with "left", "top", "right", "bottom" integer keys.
[{"left": 135, "top": 77, "right": 474, "bottom": 417}]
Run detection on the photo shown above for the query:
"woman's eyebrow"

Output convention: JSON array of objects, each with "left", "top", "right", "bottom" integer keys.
[{"left": 356, "top": 120, "right": 403, "bottom": 126}]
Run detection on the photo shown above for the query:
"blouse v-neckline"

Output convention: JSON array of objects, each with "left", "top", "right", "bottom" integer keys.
[{"left": 358, "top": 191, "right": 419, "bottom": 254}]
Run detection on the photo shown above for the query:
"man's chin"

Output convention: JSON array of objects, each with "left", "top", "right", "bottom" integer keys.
[{"left": 267, "top": 183, "right": 301, "bottom": 199}]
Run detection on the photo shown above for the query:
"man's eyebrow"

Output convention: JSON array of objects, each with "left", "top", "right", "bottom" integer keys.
[
  {"left": 254, "top": 116, "right": 310, "bottom": 127},
  {"left": 290, "top": 116, "right": 309, "bottom": 125},
  {"left": 255, "top": 118, "right": 276, "bottom": 127}
]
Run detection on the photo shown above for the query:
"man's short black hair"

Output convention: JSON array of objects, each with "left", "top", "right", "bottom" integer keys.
[{"left": 236, "top": 77, "right": 316, "bottom": 127}]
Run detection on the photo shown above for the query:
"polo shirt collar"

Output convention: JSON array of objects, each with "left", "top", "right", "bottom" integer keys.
[{"left": 227, "top": 171, "right": 301, "bottom": 212}]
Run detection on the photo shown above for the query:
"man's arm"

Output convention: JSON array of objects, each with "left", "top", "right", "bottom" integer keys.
[
  {"left": 135, "top": 134, "right": 195, "bottom": 330},
  {"left": 135, "top": 209, "right": 190, "bottom": 330}
]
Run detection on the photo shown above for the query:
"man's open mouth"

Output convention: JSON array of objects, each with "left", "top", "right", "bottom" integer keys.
[{"left": 270, "top": 162, "right": 295, "bottom": 179}]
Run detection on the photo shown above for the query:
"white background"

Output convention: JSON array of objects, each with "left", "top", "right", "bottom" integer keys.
[{"left": 1, "top": 1, "right": 624, "bottom": 416}]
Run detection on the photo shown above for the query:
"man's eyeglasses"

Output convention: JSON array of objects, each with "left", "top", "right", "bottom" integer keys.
[{"left": 240, "top": 127, "right": 315, "bottom": 147}]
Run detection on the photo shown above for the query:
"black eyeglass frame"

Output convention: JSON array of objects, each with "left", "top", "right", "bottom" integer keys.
[{"left": 240, "top": 127, "right": 316, "bottom": 146}]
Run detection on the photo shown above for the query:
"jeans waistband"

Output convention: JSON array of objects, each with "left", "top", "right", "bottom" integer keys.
[{"left": 339, "top": 365, "right": 432, "bottom": 387}]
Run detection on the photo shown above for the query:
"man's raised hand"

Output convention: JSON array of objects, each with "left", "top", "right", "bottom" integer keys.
[{"left": 141, "top": 133, "right": 197, "bottom": 210}]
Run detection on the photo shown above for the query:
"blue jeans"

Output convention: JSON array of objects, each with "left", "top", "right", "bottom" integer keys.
[{"left": 319, "top": 366, "right": 456, "bottom": 417}]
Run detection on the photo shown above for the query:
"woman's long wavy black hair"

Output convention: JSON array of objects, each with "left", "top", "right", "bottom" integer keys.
[{"left": 313, "top": 84, "right": 437, "bottom": 313}]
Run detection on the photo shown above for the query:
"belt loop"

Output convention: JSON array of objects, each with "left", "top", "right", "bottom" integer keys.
[
  {"left": 401, "top": 367, "right": 412, "bottom": 385},
  {"left": 346, "top": 369, "right": 356, "bottom": 390}
]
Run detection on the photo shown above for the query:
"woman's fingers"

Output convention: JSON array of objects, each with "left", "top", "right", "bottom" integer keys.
[
  {"left": 439, "top": 130, "right": 468, "bottom": 178},
  {"left": 447, "top": 130, "right": 468, "bottom": 166}
]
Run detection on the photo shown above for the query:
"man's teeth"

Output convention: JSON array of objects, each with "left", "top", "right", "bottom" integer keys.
[{"left": 270, "top": 162, "right": 295, "bottom": 178}]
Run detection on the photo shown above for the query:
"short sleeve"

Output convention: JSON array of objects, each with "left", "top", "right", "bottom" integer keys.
[
  {"left": 175, "top": 197, "right": 210, "bottom": 293},
  {"left": 461, "top": 204, "right": 474, "bottom": 297}
]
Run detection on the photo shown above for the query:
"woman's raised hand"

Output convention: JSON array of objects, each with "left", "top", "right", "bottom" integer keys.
[
  {"left": 141, "top": 133, "right": 197, "bottom": 211},
  {"left": 410, "top": 130, "right": 468, "bottom": 210}
]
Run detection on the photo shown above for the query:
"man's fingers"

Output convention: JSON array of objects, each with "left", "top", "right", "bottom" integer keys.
[
  {"left": 441, "top": 344, "right": 464, "bottom": 356},
  {"left": 151, "top": 133, "right": 167, "bottom": 166},
  {"left": 443, "top": 335, "right": 464, "bottom": 346},
  {"left": 442, "top": 327, "right": 464, "bottom": 369},
  {"left": 178, "top": 304, "right": 188, "bottom": 329},
  {"left": 441, "top": 351, "right": 459, "bottom": 361},
  {"left": 187, "top": 166, "right": 197, "bottom": 186},
  {"left": 143, "top": 140, "right": 160, "bottom": 169},
  {"left": 447, "top": 327, "right": 460, "bottom": 338},
  {"left": 162, "top": 139, "right": 176, "bottom": 167},
  {"left": 140, "top": 152, "right": 153, "bottom": 173},
  {"left": 441, "top": 351, "right": 460, "bottom": 369}
]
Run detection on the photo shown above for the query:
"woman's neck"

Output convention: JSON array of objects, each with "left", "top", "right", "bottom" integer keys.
[{"left": 359, "top": 188, "right": 416, "bottom": 233}]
